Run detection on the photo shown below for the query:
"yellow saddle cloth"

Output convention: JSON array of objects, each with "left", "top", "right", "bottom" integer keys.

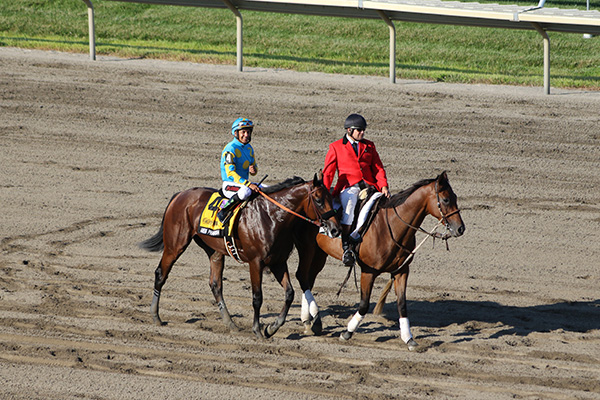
[{"left": 198, "top": 192, "right": 240, "bottom": 237}]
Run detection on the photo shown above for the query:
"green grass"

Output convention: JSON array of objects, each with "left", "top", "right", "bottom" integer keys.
[{"left": 1, "top": 0, "right": 599, "bottom": 89}]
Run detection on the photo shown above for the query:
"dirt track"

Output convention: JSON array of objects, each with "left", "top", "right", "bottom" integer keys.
[{"left": 1, "top": 47, "right": 599, "bottom": 399}]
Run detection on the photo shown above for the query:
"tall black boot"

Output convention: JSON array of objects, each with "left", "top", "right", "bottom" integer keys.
[
  {"left": 341, "top": 232, "right": 356, "bottom": 267},
  {"left": 217, "top": 194, "right": 241, "bottom": 223}
]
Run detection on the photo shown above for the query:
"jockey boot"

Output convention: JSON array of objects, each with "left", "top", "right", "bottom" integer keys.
[
  {"left": 341, "top": 225, "right": 356, "bottom": 267},
  {"left": 217, "top": 194, "right": 241, "bottom": 223}
]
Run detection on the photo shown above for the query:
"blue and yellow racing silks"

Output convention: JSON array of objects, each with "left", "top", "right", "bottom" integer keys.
[{"left": 220, "top": 138, "right": 256, "bottom": 185}]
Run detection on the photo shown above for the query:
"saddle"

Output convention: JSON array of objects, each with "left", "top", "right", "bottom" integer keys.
[
  {"left": 350, "top": 186, "right": 384, "bottom": 256},
  {"left": 197, "top": 191, "right": 245, "bottom": 263}
]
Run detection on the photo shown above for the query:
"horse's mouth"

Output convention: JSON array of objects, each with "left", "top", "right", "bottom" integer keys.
[
  {"left": 449, "top": 223, "right": 465, "bottom": 237},
  {"left": 321, "top": 221, "right": 341, "bottom": 239}
]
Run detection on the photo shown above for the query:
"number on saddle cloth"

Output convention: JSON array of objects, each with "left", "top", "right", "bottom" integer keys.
[{"left": 198, "top": 191, "right": 234, "bottom": 237}]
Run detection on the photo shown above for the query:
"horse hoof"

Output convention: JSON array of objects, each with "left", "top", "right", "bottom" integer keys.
[
  {"left": 153, "top": 316, "right": 164, "bottom": 326},
  {"left": 226, "top": 321, "right": 241, "bottom": 332},
  {"left": 339, "top": 331, "right": 353, "bottom": 341},
  {"left": 223, "top": 318, "right": 241, "bottom": 332},
  {"left": 311, "top": 316, "right": 323, "bottom": 336},
  {"left": 253, "top": 329, "right": 265, "bottom": 340},
  {"left": 303, "top": 317, "right": 322, "bottom": 336},
  {"left": 406, "top": 338, "right": 419, "bottom": 351},
  {"left": 303, "top": 321, "right": 315, "bottom": 336},
  {"left": 264, "top": 324, "right": 277, "bottom": 339}
]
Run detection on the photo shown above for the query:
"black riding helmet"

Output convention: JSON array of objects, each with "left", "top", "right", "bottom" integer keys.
[{"left": 344, "top": 113, "right": 367, "bottom": 131}]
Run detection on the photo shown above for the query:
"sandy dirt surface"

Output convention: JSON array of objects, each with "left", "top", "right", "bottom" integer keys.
[{"left": 1, "top": 47, "right": 599, "bottom": 399}]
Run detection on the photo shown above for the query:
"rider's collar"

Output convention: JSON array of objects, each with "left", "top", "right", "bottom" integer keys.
[
  {"left": 234, "top": 137, "right": 250, "bottom": 146},
  {"left": 343, "top": 134, "right": 359, "bottom": 145}
]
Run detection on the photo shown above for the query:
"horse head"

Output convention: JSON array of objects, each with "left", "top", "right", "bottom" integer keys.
[
  {"left": 310, "top": 170, "right": 341, "bottom": 238},
  {"left": 427, "top": 171, "right": 465, "bottom": 238}
]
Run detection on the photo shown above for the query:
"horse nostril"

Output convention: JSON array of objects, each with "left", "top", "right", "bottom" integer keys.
[{"left": 457, "top": 225, "right": 465, "bottom": 236}]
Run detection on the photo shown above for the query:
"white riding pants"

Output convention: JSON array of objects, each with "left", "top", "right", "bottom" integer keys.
[
  {"left": 222, "top": 181, "right": 266, "bottom": 200},
  {"left": 339, "top": 186, "right": 360, "bottom": 225}
]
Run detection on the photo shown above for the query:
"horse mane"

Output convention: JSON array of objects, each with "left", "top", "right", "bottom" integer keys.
[
  {"left": 262, "top": 176, "right": 306, "bottom": 194},
  {"left": 379, "top": 178, "right": 436, "bottom": 209}
]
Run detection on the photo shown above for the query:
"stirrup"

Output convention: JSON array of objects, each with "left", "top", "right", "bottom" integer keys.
[
  {"left": 217, "top": 210, "right": 229, "bottom": 223},
  {"left": 342, "top": 249, "right": 355, "bottom": 267}
]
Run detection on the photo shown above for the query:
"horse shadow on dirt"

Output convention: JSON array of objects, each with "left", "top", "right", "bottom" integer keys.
[{"left": 321, "top": 298, "right": 600, "bottom": 342}]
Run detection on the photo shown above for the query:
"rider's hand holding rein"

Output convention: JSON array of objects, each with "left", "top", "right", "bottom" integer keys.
[
  {"left": 248, "top": 165, "right": 260, "bottom": 192},
  {"left": 381, "top": 186, "right": 390, "bottom": 198}
]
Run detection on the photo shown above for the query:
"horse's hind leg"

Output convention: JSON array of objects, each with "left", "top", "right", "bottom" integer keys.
[
  {"left": 264, "top": 262, "right": 294, "bottom": 339},
  {"left": 207, "top": 250, "right": 239, "bottom": 331},
  {"left": 152, "top": 224, "right": 193, "bottom": 325},
  {"left": 152, "top": 248, "right": 185, "bottom": 326}
]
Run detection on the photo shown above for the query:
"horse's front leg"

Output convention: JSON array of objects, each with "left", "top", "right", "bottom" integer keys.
[
  {"left": 340, "top": 271, "right": 375, "bottom": 341},
  {"left": 264, "top": 262, "right": 294, "bottom": 338},
  {"left": 249, "top": 260, "right": 265, "bottom": 339},
  {"left": 296, "top": 243, "right": 328, "bottom": 336},
  {"left": 301, "top": 290, "right": 321, "bottom": 335},
  {"left": 208, "top": 251, "right": 239, "bottom": 331},
  {"left": 395, "top": 267, "right": 418, "bottom": 351}
]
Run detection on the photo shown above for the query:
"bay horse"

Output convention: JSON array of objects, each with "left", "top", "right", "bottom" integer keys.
[
  {"left": 139, "top": 172, "right": 341, "bottom": 339},
  {"left": 293, "top": 171, "right": 465, "bottom": 350}
]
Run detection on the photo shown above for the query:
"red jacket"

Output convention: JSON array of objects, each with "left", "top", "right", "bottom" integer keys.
[{"left": 323, "top": 136, "right": 388, "bottom": 197}]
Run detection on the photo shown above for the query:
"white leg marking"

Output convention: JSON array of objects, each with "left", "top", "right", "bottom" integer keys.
[
  {"left": 301, "top": 291, "right": 311, "bottom": 323},
  {"left": 305, "top": 290, "right": 319, "bottom": 318},
  {"left": 399, "top": 317, "right": 413, "bottom": 343},
  {"left": 347, "top": 312, "right": 364, "bottom": 333}
]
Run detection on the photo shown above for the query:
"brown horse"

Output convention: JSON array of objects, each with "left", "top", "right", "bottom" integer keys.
[
  {"left": 293, "top": 171, "right": 465, "bottom": 350},
  {"left": 139, "top": 173, "right": 341, "bottom": 339}
]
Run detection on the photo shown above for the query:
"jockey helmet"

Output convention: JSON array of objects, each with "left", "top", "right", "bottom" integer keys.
[
  {"left": 231, "top": 118, "right": 254, "bottom": 135},
  {"left": 344, "top": 113, "right": 367, "bottom": 131}
]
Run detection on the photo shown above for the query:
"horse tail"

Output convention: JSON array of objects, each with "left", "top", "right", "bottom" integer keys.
[
  {"left": 138, "top": 192, "right": 180, "bottom": 252},
  {"left": 373, "top": 278, "right": 393, "bottom": 315}
]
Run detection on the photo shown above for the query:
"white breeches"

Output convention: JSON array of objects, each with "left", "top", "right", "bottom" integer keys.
[
  {"left": 339, "top": 186, "right": 360, "bottom": 225},
  {"left": 222, "top": 181, "right": 266, "bottom": 200}
]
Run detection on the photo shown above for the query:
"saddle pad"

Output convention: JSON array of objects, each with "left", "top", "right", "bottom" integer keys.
[{"left": 198, "top": 192, "right": 239, "bottom": 237}]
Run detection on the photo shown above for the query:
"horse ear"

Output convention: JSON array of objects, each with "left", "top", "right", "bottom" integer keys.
[
  {"left": 438, "top": 170, "right": 448, "bottom": 182},
  {"left": 314, "top": 170, "right": 323, "bottom": 185}
]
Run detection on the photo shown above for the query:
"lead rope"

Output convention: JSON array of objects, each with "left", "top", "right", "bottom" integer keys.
[
  {"left": 258, "top": 189, "right": 322, "bottom": 227},
  {"left": 387, "top": 220, "right": 444, "bottom": 277}
]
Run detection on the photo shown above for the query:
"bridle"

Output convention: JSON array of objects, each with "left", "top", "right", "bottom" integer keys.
[
  {"left": 258, "top": 184, "right": 336, "bottom": 228},
  {"left": 383, "top": 180, "right": 462, "bottom": 276},
  {"left": 434, "top": 180, "right": 461, "bottom": 228},
  {"left": 386, "top": 180, "right": 461, "bottom": 243}
]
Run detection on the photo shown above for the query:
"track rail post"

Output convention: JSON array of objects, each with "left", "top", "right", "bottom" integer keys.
[
  {"left": 532, "top": 23, "right": 550, "bottom": 94},
  {"left": 377, "top": 10, "right": 396, "bottom": 83},
  {"left": 222, "top": 0, "right": 243, "bottom": 72},
  {"left": 82, "top": 0, "right": 96, "bottom": 60}
]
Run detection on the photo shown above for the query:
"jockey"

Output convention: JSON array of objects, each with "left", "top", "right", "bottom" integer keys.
[
  {"left": 217, "top": 117, "right": 261, "bottom": 222},
  {"left": 322, "top": 113, "right": 390, "bottom": 267}
]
